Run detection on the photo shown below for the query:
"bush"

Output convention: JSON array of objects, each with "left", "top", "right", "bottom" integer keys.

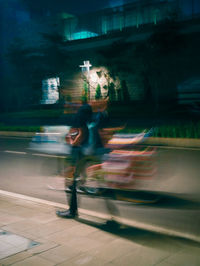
[
  {"left": 117, "top": 121, "right": 200, "bottom": 139},
  {"left": 154, "top": 122, "right": 200, "bottom": 139}
]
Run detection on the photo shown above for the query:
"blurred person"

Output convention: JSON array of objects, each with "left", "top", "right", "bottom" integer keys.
[{"left": 56, "top": 99, "right": 107, "bottom": 218}]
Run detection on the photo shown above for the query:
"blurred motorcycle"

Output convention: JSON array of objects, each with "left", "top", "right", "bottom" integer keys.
[{"left": 64, "top": 127, "right": 159, "bottom": 204}]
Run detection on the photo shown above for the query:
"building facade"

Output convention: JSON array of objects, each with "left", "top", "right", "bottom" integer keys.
[
  {"left": 59, "top": 0, "right": 200, "bottom": 42},
  {"left": 1, "top": 0, "right": 200, "bottom": 109}
]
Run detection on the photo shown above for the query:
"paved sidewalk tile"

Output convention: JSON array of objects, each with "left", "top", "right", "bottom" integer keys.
[
  {"left": 163, "top": 245, "right": 200, "bottom": 266},
  {"left": 9, "top": 255, "right": 55, "bottom": 266},
  {"left": 0, "top": 194, "right": 200, "bottom": 266}
]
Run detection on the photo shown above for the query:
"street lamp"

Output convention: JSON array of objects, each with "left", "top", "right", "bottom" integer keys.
[{"left": 79, "top": 60, "right": 92, "bottom": 100}]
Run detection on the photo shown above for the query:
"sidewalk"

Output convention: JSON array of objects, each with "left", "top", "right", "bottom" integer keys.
[{"left": 0, "top": 193, "right": 200, "bottom": 266}]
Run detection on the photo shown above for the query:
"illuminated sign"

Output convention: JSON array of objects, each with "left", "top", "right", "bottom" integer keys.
[{"left": 41, "top": 77, "right": 59, "bottom": 104}]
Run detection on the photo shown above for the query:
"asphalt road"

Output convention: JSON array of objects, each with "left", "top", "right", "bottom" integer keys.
[{"left": 0, "top": 136, "right": 200, "bottom": 241}]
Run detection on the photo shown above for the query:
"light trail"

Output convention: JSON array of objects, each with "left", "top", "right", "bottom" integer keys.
[{"left": 4, "top": 150, "right": 27, "bottom": 155}]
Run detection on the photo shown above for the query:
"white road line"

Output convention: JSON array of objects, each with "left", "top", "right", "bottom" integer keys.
[
  {"left": 0, "top": 189, "right": 199, "bottom": 243},
  {"left": 4, "top": 150, "right": 27, "bottom": 155},
  {"left": 2, "top": 150, "right": 65, "bottom": 159},
  {"left": 31, "top": 153, "right": 66, "bottom": 158}
]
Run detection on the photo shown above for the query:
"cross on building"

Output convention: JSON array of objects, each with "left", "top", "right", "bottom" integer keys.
[{"left": 79, "top": 60, "right": 92, "bottom": 73}]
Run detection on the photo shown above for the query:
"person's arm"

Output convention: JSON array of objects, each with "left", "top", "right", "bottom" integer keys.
[{"left": 67, "top": 128, "right": 84, "bottom": 146}]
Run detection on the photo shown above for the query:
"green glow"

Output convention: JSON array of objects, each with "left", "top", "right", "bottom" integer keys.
[
  {"left": 119, "top": 15, "right": 123, "bottom": 31},
  {"left": 58, "top": 12, "right": 75, "bottom": 19},
  {"left": 102, "top": 16, "right": 108, "bottom": 34},
  {"left": 72, "top": 31, "right": 98, "bottom": 40}
]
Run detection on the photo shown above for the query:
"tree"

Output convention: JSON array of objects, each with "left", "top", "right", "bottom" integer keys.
[
  {"left": 121, "top": 80, "right": 130, "bottom": 102},
  {"left": 107, "top": 82, "right": 116, "bottom": 101},
  {"left": 95, "top": 83, "right": 102, "bottom": 100},
  {"left": 81, "top": 81, "right": 89, "bottom": 102}
]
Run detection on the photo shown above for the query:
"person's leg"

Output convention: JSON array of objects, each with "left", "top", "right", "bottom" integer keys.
[
  {"left": 56, "top": 177, "right": 78, "bottom": 218},
  {"left": 69, "top": 178, "right": 78, "bottom": 215},
  {"left": 56, "top": 147, "right": 81, "bottom": 218}
]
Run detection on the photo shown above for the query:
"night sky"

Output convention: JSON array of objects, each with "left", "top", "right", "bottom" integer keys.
[
  {"left": 20, "top": 0, "right": 117, "bottom": 15},
  {"left": 20, "top": 0, "right": 200, "bottom": 16},
  {"left": 1, "top": 0, "right": 200, "bottom": 17}
]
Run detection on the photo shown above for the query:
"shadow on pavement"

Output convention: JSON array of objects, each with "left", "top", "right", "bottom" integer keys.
[
  {"left": 149, "top": 192, "right": 200, "bottom": 210},
  {"left": 77, "top": 216, "right": 200, "bottom": 248}
]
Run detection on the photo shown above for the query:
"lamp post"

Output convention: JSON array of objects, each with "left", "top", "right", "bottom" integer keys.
[{"left": 79, "top": 60, "right": 92, "bottom": 100}]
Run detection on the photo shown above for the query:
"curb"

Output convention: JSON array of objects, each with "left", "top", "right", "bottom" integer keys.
[
  {"left": 144, "top": 137, "right": 200, "bottom": 149},
  {"left": 0, "top": 189, "right": 199, "bottom": 243}
]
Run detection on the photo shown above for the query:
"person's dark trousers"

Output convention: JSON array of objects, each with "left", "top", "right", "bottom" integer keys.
[
  {"left": 69, "top": 178, "right": 78, "bottom": 216},
  {"left": 56, "top": 147, "right": 83, "bottom": 218},
  {"left": 56, "top": 178, "right": 78, "bottom": 218}
]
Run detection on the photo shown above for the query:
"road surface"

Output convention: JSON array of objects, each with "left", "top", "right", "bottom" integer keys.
[{"left": 0, "top": 136, "right": 200, "bottom": 241}]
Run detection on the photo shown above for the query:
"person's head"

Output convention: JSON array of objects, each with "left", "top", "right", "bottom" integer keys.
[
  {"left": 73, "top": 102, "right": 93, "bottom": 127},
  {"left": 80, "top": 103, "right": 93, "bottom": 124}
]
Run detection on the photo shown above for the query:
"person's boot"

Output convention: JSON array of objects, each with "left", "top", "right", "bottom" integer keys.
[
  {"left": 56, "top": 209, "right": 77, "bottom": 218},
  {"left": 57, "top": 178, "right": 78, "bottom": 219}
]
